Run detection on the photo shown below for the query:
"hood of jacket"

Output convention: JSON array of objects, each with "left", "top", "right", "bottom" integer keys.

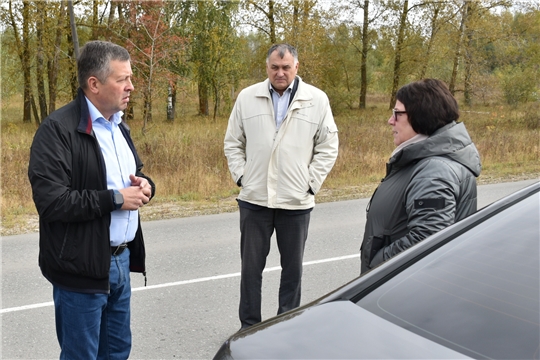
[{"left": 390, "top": 121, "right": 481, "bottom": 177}]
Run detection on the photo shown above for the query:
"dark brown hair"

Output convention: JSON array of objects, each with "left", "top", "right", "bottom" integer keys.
[{"left": 396, "top": 78, "right": 459, "bottom": 135}]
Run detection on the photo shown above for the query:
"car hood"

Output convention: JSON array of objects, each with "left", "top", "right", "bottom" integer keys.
[{"left": 217, "top": 300, "right": 472, "bottom": 359}]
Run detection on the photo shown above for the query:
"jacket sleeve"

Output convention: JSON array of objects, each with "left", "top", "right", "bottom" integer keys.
[
  {"left": 370, "top": 157, "right": 461, "bottom": 267},
  {"left": 308, "top": 97, "right": 339, "bottom": 194},
  {"left": 223, "top": 98, "right": 246, "bottom": 185},
  {"left": 28, "top": 119, "right": 113, "bottom": 223}
]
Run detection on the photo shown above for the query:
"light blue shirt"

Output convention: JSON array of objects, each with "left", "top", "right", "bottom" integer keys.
[
  {"left": 86, "top": 98, "right": 138, "bottom": 246},
  {"left": 269, "top": 80, "right": 295, "bottom": 130}
]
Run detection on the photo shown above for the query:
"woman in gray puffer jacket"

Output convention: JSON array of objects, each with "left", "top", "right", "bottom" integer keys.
[{"left": 360, "top": 79, "right": 481, "bottom": 274}]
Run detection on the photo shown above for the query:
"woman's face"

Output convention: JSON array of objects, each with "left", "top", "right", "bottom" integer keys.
[{"left": 388, "top": 100, "right": 418, "bottom": 146}]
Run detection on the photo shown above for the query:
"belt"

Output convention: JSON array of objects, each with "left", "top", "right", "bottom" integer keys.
[{"left": 111, "top": 243, "right": 128, "bottom": 256}]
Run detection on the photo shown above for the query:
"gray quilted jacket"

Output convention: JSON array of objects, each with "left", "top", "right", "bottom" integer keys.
[{"left": 360, "top": 121, "right": 481, "bottom": 274}]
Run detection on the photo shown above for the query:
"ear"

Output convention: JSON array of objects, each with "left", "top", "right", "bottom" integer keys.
[{"left": 87, "top": 76, "right": 100, "bottom": 94}]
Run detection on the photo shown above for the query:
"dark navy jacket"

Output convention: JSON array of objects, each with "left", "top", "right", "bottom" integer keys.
[{"left": 28, "top": 88, "right": 155, "bottom": 293}]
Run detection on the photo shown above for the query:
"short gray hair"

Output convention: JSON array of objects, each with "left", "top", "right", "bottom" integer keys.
[
  {"left": 77, "top": 41, "right": 130, "bottom": 89},
  {"left": 266, "top": 44, "right": 298, "bottom": 64}
]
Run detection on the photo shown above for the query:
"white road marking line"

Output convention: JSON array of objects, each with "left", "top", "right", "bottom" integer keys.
[{"left": 0, "top": 254, "right": 359, "bottom": 314}]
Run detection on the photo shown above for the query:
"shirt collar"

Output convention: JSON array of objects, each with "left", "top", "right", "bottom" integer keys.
[
  {"left": 85, "top": 96, "right": 123, "bottom": 125},
  {"left": 269, "top": 78, "right": 295, "bottom": 95}
]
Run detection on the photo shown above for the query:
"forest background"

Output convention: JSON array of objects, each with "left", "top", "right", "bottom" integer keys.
[{"left": 1, "top": 0, "right": 539, "bottom": 236}]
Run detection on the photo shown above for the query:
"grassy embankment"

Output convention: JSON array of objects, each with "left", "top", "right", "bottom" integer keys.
[{"left": 1, "top": 96, "right": 538, "bottom": 236}]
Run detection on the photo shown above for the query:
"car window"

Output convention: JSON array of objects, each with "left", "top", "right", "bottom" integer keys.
[{"left": 357, "top": 193, "right": 539, "bottom": 360}]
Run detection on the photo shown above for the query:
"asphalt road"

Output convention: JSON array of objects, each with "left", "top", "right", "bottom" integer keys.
[{"left": 1, "top": 179, "right": 537, "bottom": 359}]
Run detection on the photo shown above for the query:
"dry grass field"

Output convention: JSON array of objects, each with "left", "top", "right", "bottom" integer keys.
[{"left": 1, "top": 95, "right": 538, "bottom": 236}]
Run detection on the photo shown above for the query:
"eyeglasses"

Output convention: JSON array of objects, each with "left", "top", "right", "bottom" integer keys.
[{"left": 392, "top": 109, "right": 407, "bottom": 119}]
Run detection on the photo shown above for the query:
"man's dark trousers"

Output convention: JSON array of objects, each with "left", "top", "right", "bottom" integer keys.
[{"left": 238, "top": 205, "right": 310, "bottom": 328}]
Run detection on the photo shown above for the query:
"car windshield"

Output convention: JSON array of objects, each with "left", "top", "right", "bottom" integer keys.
[{"left": 357, "top": 192, "right": 540, "bottom": 360}]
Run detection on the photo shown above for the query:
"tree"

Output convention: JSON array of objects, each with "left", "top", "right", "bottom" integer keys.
[
  {"left": 35, "top": 1, "right": 48, "bottom": 122},
  {"left": 5, "top": 0, "right": 33, "bottom": 122},
  {"left": 388, "top": 0, "right": 409, "bottom": 109},
  {"left": 104, "top": 1, "right": 184, "bottom": 130},
  {"left": 342, "top": 0, "right": 385, "bottom": 108},
  {"left": 449, "top": 0, "right": 512, "bottom": 104},
  {"left": 449, "top": 0, "right": 468, "bottom": 94},
  {"left": 67, "top": 0, "right": 79, "bottom": 58},
  {"left": 2, "top": 0, "right": 79, "bottom": 122},
  {"left": 241, "top": 0, "right": 278, "bottom": 43},
  {"left": 322, "top": 23, "right": 360, "bottom": 110},
  {"left": 418, "top": 2, "right": 444, "bottom": 79},
  {"left": 0, "top": 0, "right": 536, "bottom": 124},
  {"left": 174, "top": 0, "right": 242, "bottom": 118},
  {"left": 359, "top": 0, "right": 370, "bottom": 108},
  {"left": 48, "top": 0, "right": 66, "bottom": 113}
]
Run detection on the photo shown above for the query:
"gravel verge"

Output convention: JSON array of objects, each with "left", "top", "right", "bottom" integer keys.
[{"left": 2, "top": 173, "right": 537, "bottom": 237}]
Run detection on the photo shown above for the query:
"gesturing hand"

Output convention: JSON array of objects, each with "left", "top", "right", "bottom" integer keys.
[
  {"left": 130, "top": 174, "right": 152, "bottom": 200},
  {"left": 116, "top": 175, "right": 152, "bottom": 210}
]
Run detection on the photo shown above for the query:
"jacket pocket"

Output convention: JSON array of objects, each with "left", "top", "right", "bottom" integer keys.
[
  {"left": 362, "top": 234, "right": 389, "bottom": 270},
  {"left": 57, "top": 221, "right": 110, "bottom": 278}
]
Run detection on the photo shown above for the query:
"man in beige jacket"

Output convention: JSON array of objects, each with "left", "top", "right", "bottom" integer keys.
[{"left": 224, "top": 43, "right": 339, "bottom": 330}]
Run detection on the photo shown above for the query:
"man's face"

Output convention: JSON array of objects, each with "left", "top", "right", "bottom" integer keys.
[
  {"left": 93, "top": 60, "right": 134, "bottom": 120},
  {"left": 266, "top": 50, "right": 298, "bottom": 95}
]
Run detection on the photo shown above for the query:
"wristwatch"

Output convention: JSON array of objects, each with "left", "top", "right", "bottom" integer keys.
[{"left": 112, "top": 190, "right": 124, "bottom": 210}]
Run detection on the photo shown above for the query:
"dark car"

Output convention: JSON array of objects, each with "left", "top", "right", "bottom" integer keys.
[{"left": 214, "top": 182, "right": 540, "bottom": 360}]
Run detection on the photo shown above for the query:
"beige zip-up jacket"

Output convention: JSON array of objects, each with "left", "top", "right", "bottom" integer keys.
[{"left": 224, "top": 77, "right": 339, "bottom": 210}]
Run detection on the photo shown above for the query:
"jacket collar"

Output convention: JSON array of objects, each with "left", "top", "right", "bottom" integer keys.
[
  {"left": 75, "top": 87, "right": 93, "bottom": 135},
  {"left": 255, "top": 77, "right": 312, "bottom": 103}
]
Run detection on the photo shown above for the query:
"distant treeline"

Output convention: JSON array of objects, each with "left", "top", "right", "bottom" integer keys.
[{"left": 1, "top": 0, "right": 538, "bottom": 125}]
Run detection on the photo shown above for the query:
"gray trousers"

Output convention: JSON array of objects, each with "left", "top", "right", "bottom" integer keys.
[{"left": 238, "top": 206, "right": 310, "bottom": 328}]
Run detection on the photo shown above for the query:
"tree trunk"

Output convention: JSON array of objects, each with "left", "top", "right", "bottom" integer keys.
[
  {"left": 198, "top": 80, "right": 209, "bottom": 116},
  {"left": 292, "top": 0, "right": 299, "bottom": 43},
  {"left": 143, "top": 89, "right": 152, "bottom": 133},
  {"left": 68, "top": 0, "right": 80, "bottom": 59},
  {"left": 212, "top": 79, "right": 220, "bottom": 121},
  {"left": 107, "top": 0, "right": 115, "bottom": 26},
  {"left": 66, "top": 32, "right": 78, "bottom": 99},
  {"left": 125, "top": 103, "right": 134, "bottom": 122},
  {"left": 419, "top": 5, "right": 440, "bottom": 79},
  {"left": 22, "top": 2, "right": 32, "bottom": 122},
  {"left": 116, "top": 1, "right": 125, "bottom": 22},
  {"left": 31, "top": 94, "right": 40, "bottom": 125},
  {"left": 48, "top": 0, "right": 65, "bottom": 113},
  {"left": 268, "top": 0, "right": 276, "bottom": 43},
  {"left": 92, "top": 0, "right": 99, "bottom": 38},
  {"left": 9, "top": 0, "right": 34, "bottom": 122},
  {"left": 464, "top": 26, "right": 474, "bottom": 106},
  {"left": 359, "top": 0, "right": 369, "bottom": 109},
  {"left": 450, "top": 0, "right": 468, "bottom": 94},
  {"left": 36, "top": 2, "right": 48, "bottom": 122},
  {"left": 389, "top": 0, "right": 408, "bottom": 109},
  {"left": 167, "top": 80, "right": 177, "bottom": 122}
]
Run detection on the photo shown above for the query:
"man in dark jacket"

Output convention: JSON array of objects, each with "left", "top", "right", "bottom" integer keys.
[{"left": 28, "top": 41, "right": 155, "bottom": 359}]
